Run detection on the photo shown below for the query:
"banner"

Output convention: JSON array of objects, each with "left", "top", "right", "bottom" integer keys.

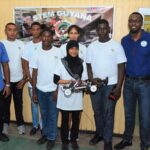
[
  {"left": 139, "top": 8, "right": 150, "bottom": 33},
  {"left": 14, "top": 7, "right": 114, "bottom": 46}
]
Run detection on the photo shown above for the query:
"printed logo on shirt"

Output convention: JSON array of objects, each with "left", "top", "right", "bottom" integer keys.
[
  {"left": 18, "top": 47, "right": 21, "bottom": 50},
  {"left": 141, "top": 41, "right": 147, "bottom": 47},
  {"left": 111, "top": 49, "right": 114, "bottom": 52},
  {"left": 55, "top": 56, "right": 58, "bottom": 59}
]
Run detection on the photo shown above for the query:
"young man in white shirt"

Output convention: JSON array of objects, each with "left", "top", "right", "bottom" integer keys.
[
  {"left": 31, "top": 28, "right": 61, "bottom": 150},
  {"left": 1, "top": 23, "right": 26, "bottom": 135},
  {"left": 22, "top": 22, "right": 42, "bottom": 136},
  {"left": 86, "top": 19, "right": 127, "bottom": 150}
]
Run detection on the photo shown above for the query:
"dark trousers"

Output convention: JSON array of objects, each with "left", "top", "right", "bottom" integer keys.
[
  {"left": 60, "top": 110, "right": 81, "bottom": 143},
  {"left": 3, "top": 82, "right": 24, "bottom": 126},
  {"left": 123, "top": 78, "right": 150, "bottom": 149},
  {"left": 0, "top": 90, "right": 4, "bottom": 133}
]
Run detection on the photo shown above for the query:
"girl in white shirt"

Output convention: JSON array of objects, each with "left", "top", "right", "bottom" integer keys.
[
  {"left": 54, "top": 40, "right": 87, "bottom": 150},
  {"left": 60, "top": 25, "right": 87, "bottom": 61}
]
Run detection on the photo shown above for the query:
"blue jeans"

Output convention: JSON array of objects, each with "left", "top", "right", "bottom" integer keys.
[
  {"left": 90, "top": 85, "right": 117, "bottom": 142},
  {"left": 36, "top": 88, "right": 58, "bottom": 140},
  {"left": 28, "top": 87, "right": 42, "bottom": 129},
  {"left": 123, "top": 78, "right": 150, "bottom": 149}
]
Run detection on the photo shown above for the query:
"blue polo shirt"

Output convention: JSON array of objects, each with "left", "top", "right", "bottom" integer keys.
[
  {"left": 0, "top": 42, "right": 9, "bottom": 91},
  {"left": 122, "top": 30, "right": 150, "bottom": 77}
]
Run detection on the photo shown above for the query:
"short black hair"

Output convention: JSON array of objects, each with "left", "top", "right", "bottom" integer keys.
[
  {"left": 31, "top": 22, "right": 41, "bottom": 28},
  {"left": 5, "top": 22, "right": 17, "bottom": 29},
  {"left": 41, "top": 28, "right": 54, "bottom": 36},
  {"left": 97, "top": 19, "right": 109, "bottom": 27},
  {"left": 67, "top": 24, "right": 81, "bottom": 34},
  {"left": 130, "top": 12, "right": 143, "bottom": 22}
]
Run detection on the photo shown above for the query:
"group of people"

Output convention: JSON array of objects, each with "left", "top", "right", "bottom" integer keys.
[{"left": 0, "top": 11, "right": 150, "bottom": 150}]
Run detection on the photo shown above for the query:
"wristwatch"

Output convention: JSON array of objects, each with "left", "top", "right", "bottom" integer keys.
[{"left": 5, "top": 83, "right": 10, "bottom": 87}]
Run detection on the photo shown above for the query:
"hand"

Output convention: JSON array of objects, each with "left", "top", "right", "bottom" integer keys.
[
  {"left": 110, "top": 87, "right": 121, "bottom": 100},
  {"left": 32, "top": 91, "right": 38, "bottom": 103},
  {"left": 3, "top": 86, "right": 11, "bottom": 98},
  {"left": 16, "top": 79, "right": 26, "bottom": 89},
  {"left": 91, "top": 78, "right": 100, "bottom": 85}
]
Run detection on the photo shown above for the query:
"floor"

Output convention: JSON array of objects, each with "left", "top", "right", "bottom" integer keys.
[{"left": 0, "top": 123, "right": 141, "bottom": 150}]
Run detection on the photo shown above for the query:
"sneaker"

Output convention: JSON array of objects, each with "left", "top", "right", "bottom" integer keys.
[
  {"left": 18, "top": 125, "right": 25, "bottom": 135},
  {"left": 46, "top": 140, "right": 55, "bottom": 150},
  {"left": 37, "top": 135, "right": 47, "bottom": 145},
  {"left": 89, "top": 134, "right": 103, "bottom": 145},
  {"left": 0, "top": 133, "right": 9, "bottom": 142},
  {"left": 71, "top": 141, "right": 79, "bottom": 150},
  {"left": 104, "top": 142, "right": 113, "bottom": 150},
  {"left": 114, "top": 140, "right": 132, "bottom": 149},
  {"left": 61, "top": 143, "right": 69, "bottom": 150},
  {"left": 2, "top": 123, "right": 9, "bottom": 134},
  {"left": 30, "top": 127, "right": 39, "bottom": 135}
]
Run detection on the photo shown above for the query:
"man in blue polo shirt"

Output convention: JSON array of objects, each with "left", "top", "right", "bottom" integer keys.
[
  {"left": 0, "top": 42, "right": 10, "bottom": 142},
  {"left": 114, "top": 12, "right": 150, "bottom": 150}
]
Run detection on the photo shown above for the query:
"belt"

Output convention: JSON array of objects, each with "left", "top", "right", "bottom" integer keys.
[{"left": 126, "top": 75, "right": 150, "bottom": 81}]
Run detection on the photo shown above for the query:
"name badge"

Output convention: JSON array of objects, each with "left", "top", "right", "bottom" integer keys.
[{"left": 141, "top": 41, "right": 147, "bottom": 47}]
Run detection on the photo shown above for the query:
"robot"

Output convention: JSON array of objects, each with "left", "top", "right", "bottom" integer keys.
[{"left": 62, "top": 77, "right": 108, "bottom": 96}]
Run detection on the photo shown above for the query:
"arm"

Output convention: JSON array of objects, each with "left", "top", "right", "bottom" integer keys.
[
  {"left": 2, "top": 62, "right": 11, "bottom": 97},
  {"left": 32, "top": 68, "right": 38, "bottom": 102},
  {"left": 111, "top": 63, "right": 125, "bottom": 99},
  {"left": 86, "top": 63, "right": 93, "bottom": 80},
  {"left": 16, "top": 58, "right": 28, "bottom": 89},
  {"left": 22, "top": 58, "right": 32, "bottom": 85},
  {"left": 54, "top": 74, "right": 72, "bottom": 85}
]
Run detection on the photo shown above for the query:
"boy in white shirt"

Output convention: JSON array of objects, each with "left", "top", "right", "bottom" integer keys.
[
  {"left": 86, "top": 19, "right": 127, "bottom": 150},
  {"left": 22, "top": 22, "right": 42, "bottom": 136},
  {"left": 1, "top": 23, "right": 26, "bottom": 135},
  {"left": 31, "top": 28, "right": 61, "bottom": 150}
]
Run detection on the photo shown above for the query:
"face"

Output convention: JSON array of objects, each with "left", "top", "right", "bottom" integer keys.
[
  {"left": 96, "top": 23, "right": 110, "bottom": 39},
  {"left": 42, "top": 31, "right": 53, "bottom": 47},
  {"left": 128, "top": 14, "right": 143, "bottom": 33},
  {"left": 68, "top": 47, "right": 79, "bottom": 57},
  {"left": 5, "top": 24, "right": 18, "bottom": 40},
  {"left": 31, "top": 25, "right": 41, "bottom": 38},
  {"left": 23, "top": 16, "right": 32, "bottom": 26},
  {"left": 68, "top": 27, "right": 80, "bottom": 41}
]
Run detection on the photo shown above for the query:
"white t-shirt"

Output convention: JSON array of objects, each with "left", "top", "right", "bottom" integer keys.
[
  {"left": 1, "top": 39, "right": 24, "bottom": 82},
  {"left": 54, "top": 60, "right": 88, "bottom": 111},
  {"left": 60, "top": 43, "right": 87, "bottom": 61},
  {"left": 30, "top": 46, "right": 61, "bottom": 92},
  {"left": 22, "top": 41, "right": 42, "bottom": 87},
  {"left": 86, "top": 39, "right": 127, "bottom": 85}
]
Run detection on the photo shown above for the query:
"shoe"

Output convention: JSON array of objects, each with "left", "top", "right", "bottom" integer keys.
[
  {"left": 71, "top": 141, "right": 79, "bottom": 150},
  {"left": 2, "top": 123, "right": 9, "bottom": 134},
  {"left": 104, "top": 142, "right": 113, "bottom": 150},
  {"left": 114, "top": 140, "right": 132, "bottom": 149},
  {"left": 46, "top": 140, "right": 55, "bottom": 150},
  {"left": 30, "top": 127, "right": 39, "bottom": 135},
  {"left": 89, "top": 134, "right": 103, "bottom": 145},
  {"left": 0, "top": 133, "right": 9, "bottom": 142},
  {"left": 18, "top": 125, "right": 25, "bottom": 135},
  {"left": 37, "top": 135, "right": 47, "bottom": 145},
  {"left": 61, "top": 143, "right": 69, "bottom": 150}
]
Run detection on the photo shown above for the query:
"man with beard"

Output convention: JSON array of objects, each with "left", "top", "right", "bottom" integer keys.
[{"left": 114, "top": 12, "right": 150, "bottom": 150}]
